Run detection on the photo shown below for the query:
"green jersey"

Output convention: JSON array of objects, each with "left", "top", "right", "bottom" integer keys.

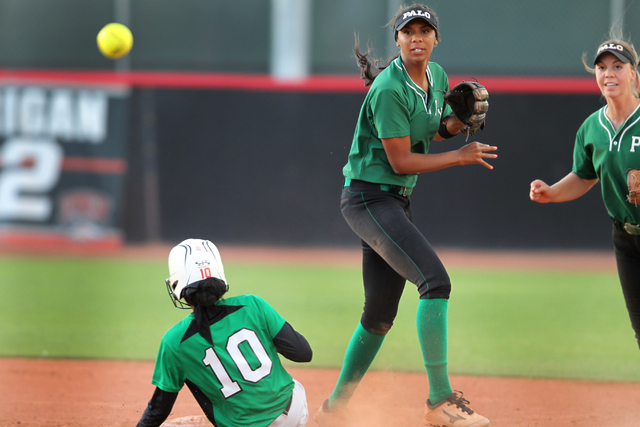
[
  {"left": 573, "top": 104, "right": 640, "bottom": 224},
  {"left": 343, "top": 56, "right": 453, "bottom": 188},
  {"left": 151, "top": 294, "right": 293, "bottom": 427}
]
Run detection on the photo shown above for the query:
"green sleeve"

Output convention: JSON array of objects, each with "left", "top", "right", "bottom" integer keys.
[
  {"left": 252, "top": 295, "right": 287, "bottom": 338},
  {"left": 151, "top": 338, "right": 184, "bottom": 393},
  {"left": 442, "top": 102, "right": 453, "bottom": 119},
  {"left": 370, "top": 86, "right": 411, "bottom": 139},
  {"left": 441, "top": 75, "right": 453, "bottom": 119},
  {"left": 572, "top": 124, "right": 598, "bottom": 180}
]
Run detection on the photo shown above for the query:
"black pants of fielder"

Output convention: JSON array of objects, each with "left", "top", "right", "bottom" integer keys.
[
  {"left": 340, "top": 180, "right": 451, "bottom": 335},
  {"left": 612, "top": 222, "right": 640, "bottom": 350}
]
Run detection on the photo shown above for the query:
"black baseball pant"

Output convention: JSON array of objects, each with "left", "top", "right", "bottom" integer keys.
[
  {"left": 612, "top": 222, "right": 640, "bottom": 350},
  {"left": 340, "top": 180, "right": 451, "bottom": 335}
]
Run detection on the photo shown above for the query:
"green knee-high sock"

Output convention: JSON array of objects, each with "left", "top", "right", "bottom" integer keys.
[
  {"left": 328, "top": 322, "right": 385, "bottom": 408},
  {"left": 417, "top": 298, "right": 453, "bottom": 405}
]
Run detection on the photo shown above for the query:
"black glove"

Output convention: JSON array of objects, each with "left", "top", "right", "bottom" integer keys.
[{"left": 444, "top": 81, "right": 489, "bottom": 138}]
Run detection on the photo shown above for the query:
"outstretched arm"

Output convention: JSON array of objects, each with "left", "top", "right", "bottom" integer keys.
[
  {"left": 381, "top": 135, "right": 497, "bottom": 174},
  {"left": 273, "top": 322, "right": 313, "bottom": 362},
  {"left": 530, "top": 172, "right": 598, "bottom": 203}
]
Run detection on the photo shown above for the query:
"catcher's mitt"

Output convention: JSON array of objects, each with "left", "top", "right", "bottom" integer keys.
[
  {"left": 626, "top": 169, "right": 640, "bottom": 206},
  {"left": 444, "top": 81, "right": 489, "bottom": 139}
]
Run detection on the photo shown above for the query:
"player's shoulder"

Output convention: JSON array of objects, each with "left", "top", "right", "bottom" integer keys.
[
  {"left": 220, "top": 294, "right": 270, "bottom": 308},
  {"left": 587, "top": 106, "right": 606, "bottom": 121},
  {"left": 370, "top": 58, "right": 404, "bottom": 90},
  {"left": 161, "top": 314, "right": 194, "bottom": 343},
  {"left": 219, "top": 294, "right": 278, "bottom": 321},
  {"left": 427, "top": 61, "right": 446, "bottom": 76},
  {"left": 427, "top": 61, "right": 449, "bottom": 87},
  {"left": 578, "top": 107, "right": 607, "bottom": 130},
  {"left": 574, "top": 107, "right": 609, "bottom": 144}
]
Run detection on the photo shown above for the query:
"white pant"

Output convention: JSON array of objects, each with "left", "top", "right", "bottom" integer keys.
[{"left": 268, "top": 379, "right": 308, "bottom": 427}]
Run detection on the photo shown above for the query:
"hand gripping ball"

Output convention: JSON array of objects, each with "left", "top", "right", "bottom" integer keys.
[{"left": 96, "top": 23, "right": 133, "bottom": 59}]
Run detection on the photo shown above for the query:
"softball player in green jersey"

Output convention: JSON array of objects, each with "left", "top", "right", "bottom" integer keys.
[
  {"left": 136, "top": 239, "right": 312, "bottom": 427},
  {"left": 315, "top": 4, "right": 496, "bottom": 427},
  {"left": 531, "top": 36, "right": 640, "bottom": 350}
]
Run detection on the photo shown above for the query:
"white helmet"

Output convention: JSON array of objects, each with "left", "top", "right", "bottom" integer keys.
[{"left": 165, "top": 238, "right": 227, "bottom": 309}]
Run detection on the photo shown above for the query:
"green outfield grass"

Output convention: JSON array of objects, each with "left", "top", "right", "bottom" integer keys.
[{"left": 0, "top": 255, "right": 638, "bottom": 382}]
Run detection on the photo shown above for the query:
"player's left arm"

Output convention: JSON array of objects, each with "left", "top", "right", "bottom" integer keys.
[
  {"left": 382, "top": 136, "right": 497, "bottom": 173},
  {"left": 434, "top": 113, "right": 463, "bottom": 141},
  {"left": 136, "top": 387, "right": 179, "bottom": 427},
  {"left": 434, "top": 72, "right": 462, "bottom": 141},
  {"left": 272, "top": 322, "right": 313, "bottom": 363}
]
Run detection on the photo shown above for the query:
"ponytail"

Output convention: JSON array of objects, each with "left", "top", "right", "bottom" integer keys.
[
  {"left": 354, "top": 34, "right": 398, "bottom": 86},
  {"left": 183, "top": 277, "right": 228, "bottom": 345}
]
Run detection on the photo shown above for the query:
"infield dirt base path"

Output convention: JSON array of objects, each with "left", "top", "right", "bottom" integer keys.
[
  {"left": 1, "top": 357, "right": 640, "bottom": 427},
  {"left": 0, "top": 245, "right": 638, "bottom": 427}
]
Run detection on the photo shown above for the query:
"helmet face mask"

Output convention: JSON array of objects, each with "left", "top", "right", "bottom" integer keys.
[
  {"left": 165, "top": 278, "right": 191, "bottom": 309},
  {"left": 165, "top": 238, "right": 227, "bottom": 309}
]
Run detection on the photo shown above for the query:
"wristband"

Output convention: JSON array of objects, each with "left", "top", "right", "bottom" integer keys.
[{"left": 438, "top": 113, "right": 457, "bottom": 139}]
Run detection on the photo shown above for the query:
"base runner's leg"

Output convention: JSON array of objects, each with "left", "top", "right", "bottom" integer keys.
[{"left": 268, "top": 379, "right": 308, "bottom": 427}]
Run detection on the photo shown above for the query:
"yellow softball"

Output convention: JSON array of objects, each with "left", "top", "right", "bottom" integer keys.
[{"left": 96, "top": 23, "right": 133, "bottom": 59}]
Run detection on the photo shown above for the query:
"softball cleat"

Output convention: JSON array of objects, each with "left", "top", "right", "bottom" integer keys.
[
  {"left": 424, "top": 391, "right": 490, "bottom": 427},
  {"left": 313, "top": 399, "right": 349, "bottom": 427}
]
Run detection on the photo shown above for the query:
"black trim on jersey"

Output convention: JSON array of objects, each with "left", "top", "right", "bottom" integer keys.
[
  {"left": 273, "top": 321, "right": 313, "bottom": 362},
  {"left": 136, "top": 387, "right": 178, "bottom": 427},
  {"left": 181, "top": 305, "right": 245, "bottom": 343},
  {"left": 185, "top": 379, "right": 217, "bottom": 425}
]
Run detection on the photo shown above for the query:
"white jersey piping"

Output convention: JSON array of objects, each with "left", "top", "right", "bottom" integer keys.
[
  {"left": 399, "top": 59, "right": 432, "bottom": 114},
  {"left": 600, "top": 102, "right": 640, "bottom": 152}
]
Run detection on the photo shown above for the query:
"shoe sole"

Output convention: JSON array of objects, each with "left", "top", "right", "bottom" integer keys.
[{"left": 425, "top": 420, "right": 491, "bottom": 427}]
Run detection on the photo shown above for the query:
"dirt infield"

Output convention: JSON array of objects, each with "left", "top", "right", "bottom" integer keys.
[
  {"left": 2, "top": 357, "right": 640, "bottom": 427},
  {"left": 1, "top": 245, "right": 638, "bottom": 427}
]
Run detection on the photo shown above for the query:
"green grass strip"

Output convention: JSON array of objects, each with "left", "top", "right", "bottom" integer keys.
[{"left": 0, "top": 256, "right": 637, "bottom": 382}]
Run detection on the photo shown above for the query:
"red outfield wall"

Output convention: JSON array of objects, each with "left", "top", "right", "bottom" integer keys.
[{"left": 0, "top": 68, "right": 601, "bottom": 93}]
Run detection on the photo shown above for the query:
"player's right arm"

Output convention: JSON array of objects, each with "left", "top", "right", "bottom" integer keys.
[
  {"left": 136, "top": 387, "right": 179, "bottom": 427},
  {"left": 530, "top": 172, "right": 598, "bottom": 203}
]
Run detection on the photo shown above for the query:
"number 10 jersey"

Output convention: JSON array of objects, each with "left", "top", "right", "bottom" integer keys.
[{"left": 151, "top": 294, "right": 294, "bottom": 427}]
